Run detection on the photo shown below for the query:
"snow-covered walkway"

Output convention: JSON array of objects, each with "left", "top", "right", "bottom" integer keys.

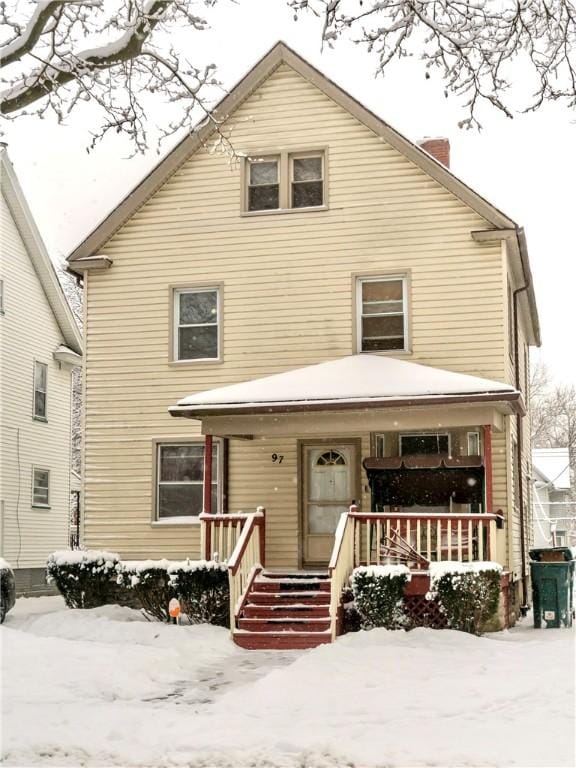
[{"left": 1, "top": 596, "right": 574, "bottom": 767}]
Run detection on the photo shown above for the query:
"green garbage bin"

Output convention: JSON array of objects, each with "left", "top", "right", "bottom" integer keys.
[{"left": 529, "top": 548, "right": 575, "bottom": 629}]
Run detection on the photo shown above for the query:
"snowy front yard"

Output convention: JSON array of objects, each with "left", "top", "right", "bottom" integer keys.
[{"left": 1, "top": 597, "right": 574, "bottom": 767}]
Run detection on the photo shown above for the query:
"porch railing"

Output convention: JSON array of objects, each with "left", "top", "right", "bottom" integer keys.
[
  {"left": 200, "top": 512, "right": 253, "bottom": 562},
  {"left": 225, "top": 508, "right": 266, "bottom": 629},
  {"left": 328, "top": 506, "right": 500, "bottom": 639}
]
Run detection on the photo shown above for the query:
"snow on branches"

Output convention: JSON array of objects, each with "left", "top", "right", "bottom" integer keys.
[
  {"left": 0, "top": 0, "right": 222, "bottom": 152},
  {"left": 291, "top": 0, "right": 576, "bottom": 128}
]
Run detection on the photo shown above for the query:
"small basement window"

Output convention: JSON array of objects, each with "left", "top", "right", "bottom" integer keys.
[
  {"left": 357, "top": 276, "right": 407, "bottom": 352},
  {"left": 32, "top": 467, "right": 50, "bottom": 507},
  {"left": 174, "top": 288, "right": 220, "bottom": 361}
]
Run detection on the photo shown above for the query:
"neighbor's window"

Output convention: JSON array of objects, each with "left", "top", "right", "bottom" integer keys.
[
  {"left": 247, "top": 157, "right": 280, "bottom": 211},
  {"left": 156, "top": 442, "right": 219, "bottom": 519},
  {"left": 32, "top": 468, "right": 50, "bottom": 507},
  {"left": 291, "top": 154, "right": 324, "bottom": 208},
  {"left": 357, "top": 277, "right": 407, "bottom": 352},
  {"left": 400, "top": 433, "right": 449, "bottom": 455},
  {"left": 174, "top": 288, "right": 219, "bottom": 361},
  {"left": 33, "top": 361, "right": 47, "bottom": 419}
]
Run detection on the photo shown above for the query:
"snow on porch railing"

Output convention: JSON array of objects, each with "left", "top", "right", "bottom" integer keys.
[
  {"left": 200, "top": 511, "right": 255, "bottom": 562},
  {"left": 328, "top": 507, "right": 356, "bottom": 642},
  {"left": 351, "top": 511, "right": 500, "bottom": 569},
  {"left": 226, "top": 508, "right": 266, "bottom": 630}
]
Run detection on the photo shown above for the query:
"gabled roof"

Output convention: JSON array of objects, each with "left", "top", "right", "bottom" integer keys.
[
  {"left": 533, "top": 448, "right": 571, "bottom": 491},
  {"left": 65, "top": 41, "right": 540, "bottom": 344},
  {"left": 169, "top": 354, "right": 523, "bottom": 418},
  {"left": 1, "top": 148, "right": 82, "bottom": 355}
]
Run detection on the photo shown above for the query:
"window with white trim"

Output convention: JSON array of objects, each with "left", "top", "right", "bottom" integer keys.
[
  {"left": 467, "top": 431, "right": 480, "bottom": 455},
  {"left": 33, "top": 361, "right": 47, "bottom": 419},
  {"left": 245, "top": 151, "right": 325, "bottom": 212},
  {"left": 156, "top": 442, "right": 220, "bottom": 519},
  {"left": 374, "top": 434, "right": 386, "bottom": 457},
  {"left": 32, "top": 467, "right": 50, "bottom": 507},
  {"left": 357, "top": 276, "right": 408, "bottom": 352},
  {"left": 174, "top": 288, "right": 219, "bottom": 361}
]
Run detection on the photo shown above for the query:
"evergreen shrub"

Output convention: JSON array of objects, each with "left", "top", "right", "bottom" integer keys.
[
  {"left": 429, "top": 562, "right": 502, "bottom": 635},
  {"left": 46, "top": 550, "right": 120, "bottom": 608},
  {"left": 350, "top": 565, "right": 410, "bottom": 630}
]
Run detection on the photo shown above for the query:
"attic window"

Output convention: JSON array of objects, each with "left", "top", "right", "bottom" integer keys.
[{"left": 245, "top": 151, "right": 325, "bottom": 213}]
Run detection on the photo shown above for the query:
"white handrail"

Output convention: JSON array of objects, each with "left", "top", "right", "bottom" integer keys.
[
  {"left": 328, "top": 508, "right": 356, "bottom": 641},
  {"left": 227, "top": 508, "right": 265, "bottom": 631}
]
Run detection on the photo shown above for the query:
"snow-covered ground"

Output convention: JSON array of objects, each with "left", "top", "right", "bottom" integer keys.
[{"left": 1, "top": 596, "right": 574, "bottom": 767}]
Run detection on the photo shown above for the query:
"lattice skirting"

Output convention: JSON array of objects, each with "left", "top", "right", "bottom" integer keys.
[{"left": 404, "top": 595, "right": 448, "bottom": 629}]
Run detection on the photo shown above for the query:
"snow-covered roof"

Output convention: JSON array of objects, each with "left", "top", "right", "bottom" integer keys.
[
  {"left": 170, "top": 355, "right": 521, "bottom": 418},
  {"left": 1, "top": 148, "right": 82, "bottom": 355},
  {"left": 533, "top": 448, "right": 571, "bottom": 491}
]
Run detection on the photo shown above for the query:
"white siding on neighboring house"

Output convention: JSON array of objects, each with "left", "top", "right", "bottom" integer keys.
[{"left": 0, "top": 151, "right": 81, "bottom": 585}]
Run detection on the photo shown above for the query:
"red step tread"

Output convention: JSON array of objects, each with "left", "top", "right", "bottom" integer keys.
[
  {"left": 238, "top": 618, "right": 331, "bottom": 632},
  {"left": 233, "top": 630, "right": 332, "bottom": 650},
  {"left": 243, "top": 605, "right": 330, "bottom": 619}
]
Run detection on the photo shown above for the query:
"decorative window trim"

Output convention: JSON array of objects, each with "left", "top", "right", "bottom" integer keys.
[
  {"left": 170, "top": 285, "right": 223, "bottom": 365},
  {"left": 354, "top": 274, "right": 410, "bottom": 354},
  {"left": 152, "top": 439, "right": 223, "bottom": 523},
  {"left": 241, "top": 147, "right": 328, "bottom": 215},
  {"left": 32, "top": 466, "right": 50, "bottom": 508},
  {"left": 32, "top": 360, "right": 48, "bottom": 421}
]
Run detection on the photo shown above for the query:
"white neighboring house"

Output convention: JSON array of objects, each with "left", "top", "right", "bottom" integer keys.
[
  {"left": 0, "top": 146, "right": 82, "bottom": 595},
  {"left": 532, "top": 448, "right": 573, "bottom": 549}
]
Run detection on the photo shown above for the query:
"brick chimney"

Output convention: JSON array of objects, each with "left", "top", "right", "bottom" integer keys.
[{"left": 417, "top": 138, "right": 450, "bottom": 168}]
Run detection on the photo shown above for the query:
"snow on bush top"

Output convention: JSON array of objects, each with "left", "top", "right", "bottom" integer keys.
[
  {"left": 429, "top": 561, "right": 502, "bottom": 587},
  {"left": 352, "top": 564, "right": 411, "bottom": 582},
  {"left": 119, "top": 559, "right": 227, "bottom": 574},
  {"left": 0, "top": 557, "right": 13, "bottom": 572},
  {"left": 47, "top": 550, "right": 120, "bottom": 567}
]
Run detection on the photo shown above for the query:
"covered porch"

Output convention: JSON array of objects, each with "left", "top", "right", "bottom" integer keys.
[{"left": 169, "top": 354, "right": 522, "bottom": 644}]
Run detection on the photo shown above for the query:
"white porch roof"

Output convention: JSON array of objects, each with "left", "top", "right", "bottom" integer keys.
[{"left": 170, "top": 355, "right": 522, "bottom": 418}]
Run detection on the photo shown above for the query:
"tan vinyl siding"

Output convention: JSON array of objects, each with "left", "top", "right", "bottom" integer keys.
[
  {"left": 82, "top": 62, "right": 511, "bottom": 565},
  {"left": 0, "top": 192, "right": 72, "bottom": 568}
]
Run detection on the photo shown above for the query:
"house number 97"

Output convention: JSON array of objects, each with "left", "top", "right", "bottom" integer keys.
[{"left": 271, "top": 453, "right": 284, "bottom": 464}]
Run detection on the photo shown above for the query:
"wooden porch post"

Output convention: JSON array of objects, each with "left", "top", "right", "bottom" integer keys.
[
  {"left": 203, "top": 434, "right": 213, "bottom": 515},
  {"left": 483, "top": 425, "right": 493, "bottom": 515}
]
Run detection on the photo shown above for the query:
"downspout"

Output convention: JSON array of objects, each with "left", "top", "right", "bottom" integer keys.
[{"left": 512, "top": 229, "right": 530, "bottom": 615}]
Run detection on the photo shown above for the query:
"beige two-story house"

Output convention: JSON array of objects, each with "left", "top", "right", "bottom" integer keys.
[
  {"left": 1, "top": 147, "right": 82, "bottom": 594},
  {"left": 67, "top": 43, "right": 540, "bottom": 648}
]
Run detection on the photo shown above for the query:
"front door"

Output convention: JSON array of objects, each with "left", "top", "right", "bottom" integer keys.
[{"left": 303, "top": 443, "right": 357, "bottom": 566}]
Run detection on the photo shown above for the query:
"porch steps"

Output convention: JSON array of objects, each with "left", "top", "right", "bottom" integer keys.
[{"left": 232, "top": 570, "right": 332, "bottom": 650}]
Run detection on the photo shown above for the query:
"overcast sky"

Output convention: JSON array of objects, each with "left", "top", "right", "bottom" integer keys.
[{"left": 3, "top": 0, "right": 574, "bottom": 384}]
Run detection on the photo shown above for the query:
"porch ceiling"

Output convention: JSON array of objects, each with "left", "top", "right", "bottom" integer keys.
[{"left": 169, "top": 355, "right": 523, "bottom": 425}]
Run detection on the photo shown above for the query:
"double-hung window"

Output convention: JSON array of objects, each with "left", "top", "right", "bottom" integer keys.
[
  {"left": 357, "top": 276, "right": 408, "bottom": 352},
  {"left": 174, "top": 288, "right": 220, "bottom": 362},
  {"left": 156, "top": 441, "right": 219, "bottom": 520},
  {"left": 33, "top": 361, "right": 47, "bottom": 419},
  {"left": 32, "top": 467, "right": 50, "bottom": 507},
  {"left": 246, "top": 150, "right": 325, "bottom": 212}
]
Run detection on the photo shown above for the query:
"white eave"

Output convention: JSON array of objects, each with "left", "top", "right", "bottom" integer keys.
[
  {"left": 1, "top": 148, "right": 82, "bottom": 355},
  {"left": 53, "top": 344, "right": 83, "bottom": 367},
  {"left": 169, "top": 355, "right": 523, "bottom": 418}
]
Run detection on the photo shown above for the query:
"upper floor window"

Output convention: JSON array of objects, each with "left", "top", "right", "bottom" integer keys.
[
  {"left": 32, "top": 467, "right": 50, "bottom": 507},
  {"left": 156, "top": 441, "right": 220, "bottom": 520},
  {"left": 33, "top": 361, "right": 47, "bottom": 420},
  {"left": 174, "top": 288, "right": 220, "bottom": 362},
  {"left": 357, "top": 276, "right": 408, "bottom": 352},
  {"left": 245, "top": 150, "right": 325, "bottom": 212}
]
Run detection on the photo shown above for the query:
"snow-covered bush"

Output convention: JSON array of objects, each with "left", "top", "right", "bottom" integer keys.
[
  {"left": 0, "top": 558, "right": 16, "bottom": 623},
  {"left": 117, "top": 559, "right": 228, "bottom": 625},
  {"left": 46, "top": 550, "right": 120, "bottom": 609},
  {"left": 351, "top": 565, "right": 411, "bottom": 630},
  {"left": 429, "top": 562, "right": 502, "bottom": 635},
  {"left": 168, "top": 561, "right": 229, "bottom": 628}
]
